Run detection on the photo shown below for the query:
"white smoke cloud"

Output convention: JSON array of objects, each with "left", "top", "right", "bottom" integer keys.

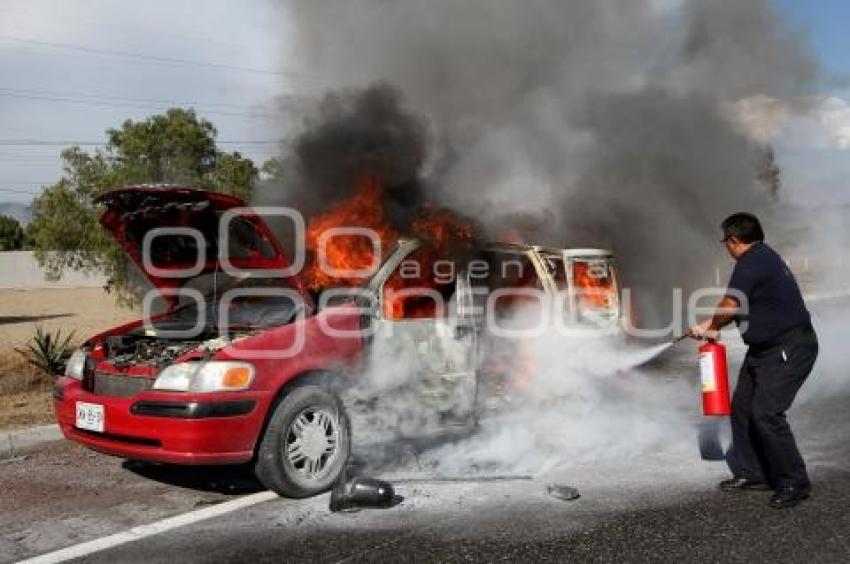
[
  {"left": 766, "top": 94, "right": 850, "bottom": 206},
  {"left": 819, "top": 96, "right": 850, "bottom": 150},
  {"left": 730, "top": 95, "right": 792, "bottom": 144},
  {"left": 730, "top": 94, "right": 850, "bottom": 151},
  {"left": 420, "top": 332, "right": 696, "bottom": 475}
]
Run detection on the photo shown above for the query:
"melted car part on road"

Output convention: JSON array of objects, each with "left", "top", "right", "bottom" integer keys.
[
  {"left": 329, "top": 477, "right": 400, "bottom": 512},
  {"left": 547, "top": 484, "right": 581, "bottom": 501}
]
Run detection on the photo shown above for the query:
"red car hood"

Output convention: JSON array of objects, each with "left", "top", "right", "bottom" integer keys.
[{"left": 96, "top": 186, "right": 308, "bottom": 299}]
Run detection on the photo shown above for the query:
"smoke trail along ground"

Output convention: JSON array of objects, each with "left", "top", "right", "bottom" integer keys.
[
  {"left": 342, "top": 325, "right": 698, "bottom": 476},
  {"left": 419, "top": 336, "right": 698, "bottom": 476}
]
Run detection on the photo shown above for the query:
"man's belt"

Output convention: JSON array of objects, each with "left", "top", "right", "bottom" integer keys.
[{"left": 748, "top": 322, "right": 814, "bottom": 355}]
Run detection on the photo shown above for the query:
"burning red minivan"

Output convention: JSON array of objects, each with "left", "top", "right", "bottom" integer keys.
[{"left": 54, "top": 185, "right": 622, "bottom": 498}]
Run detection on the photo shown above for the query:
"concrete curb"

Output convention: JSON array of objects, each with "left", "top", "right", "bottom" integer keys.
[{"left": 0, "top": 423, "right": 63, "bottom": 460}]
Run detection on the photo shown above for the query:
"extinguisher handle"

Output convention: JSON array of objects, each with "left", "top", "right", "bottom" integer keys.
[{"left": 703, "top": 329, "right": 722, "bottom": 342}]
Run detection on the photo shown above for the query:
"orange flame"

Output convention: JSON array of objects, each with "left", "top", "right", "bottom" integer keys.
[
  {"left": 381, "top": 243, "right": 447, "bottom": 320},
  {"left": 412, "top": 208, "right": 474, "bottom": 246},
  {"left": 382, "top": 207, "right": 473, "bottom": 319},
  {"left": 303, "top": 176, "right": 474, "bottom": 313},
  {"left": 303, "top": 177, "right": 397, "bottom": 291},
  {"left": 573, "top": 261, "right": 615, "bottom": 309}
]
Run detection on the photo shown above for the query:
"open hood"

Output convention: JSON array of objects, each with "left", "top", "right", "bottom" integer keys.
[{"left": 96, "top": 186, "right": 308, "bottom": 299}]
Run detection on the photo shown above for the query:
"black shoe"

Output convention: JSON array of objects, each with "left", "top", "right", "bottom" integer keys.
[
  {"left": 769, "top": 484, "right": 811, "bottom": 509},
  {"left": 719, "top": 477, "right": 772, "bottom": 492}
]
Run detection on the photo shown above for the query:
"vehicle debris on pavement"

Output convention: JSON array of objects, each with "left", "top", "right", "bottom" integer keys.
[
  {"left": 329, "top": 476, "right": 401, "bottom": 512},
  {"left": 547, "top": 484, "right": 581, "bottom": 501}
]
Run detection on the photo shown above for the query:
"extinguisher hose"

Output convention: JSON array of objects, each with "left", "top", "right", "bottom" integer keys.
[{"left": 671, "top": 333, "right": 720, "bottom": 344}]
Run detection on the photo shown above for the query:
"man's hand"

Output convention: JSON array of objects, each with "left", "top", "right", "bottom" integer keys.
[{"left": 688, "top": 319, "right": 720, "bottom": 341}]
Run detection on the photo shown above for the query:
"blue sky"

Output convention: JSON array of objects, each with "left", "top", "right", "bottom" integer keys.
[
  {"left": 769, "top": 1, "right": 850, "bottom": 205},
  {"left": 775, "top": 0, "right": 850, "bottom": 78}
]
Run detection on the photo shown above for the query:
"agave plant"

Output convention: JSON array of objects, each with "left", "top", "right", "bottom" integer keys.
[{"left": 16, "top": 327, "right": 76, "bottom": 377}]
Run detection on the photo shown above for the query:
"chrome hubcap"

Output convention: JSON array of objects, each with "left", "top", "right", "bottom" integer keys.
[{"left": 285, "top": 407, "right": 339, "bottom": 480}]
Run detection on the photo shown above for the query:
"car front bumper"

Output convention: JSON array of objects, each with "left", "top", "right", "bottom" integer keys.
[{"left": 53, "top": 377, "right": 268, "bottom": 465}]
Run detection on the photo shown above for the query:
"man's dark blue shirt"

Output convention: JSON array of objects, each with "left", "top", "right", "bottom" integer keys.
[{"left": 727, "top": 242, "right": 810, "bottom": 346}]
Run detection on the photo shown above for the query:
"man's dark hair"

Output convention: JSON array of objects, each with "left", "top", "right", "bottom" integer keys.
[{"left": 721, "top": 212, "right": 765, "bottom": 243}]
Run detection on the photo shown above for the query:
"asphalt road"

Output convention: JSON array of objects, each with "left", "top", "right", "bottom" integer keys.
[
  {"left": 60, "top": 391, "right": 850, "bottom": 563},
  {"left": 3, "top": 300, "right": 849, "bottom": 563}
]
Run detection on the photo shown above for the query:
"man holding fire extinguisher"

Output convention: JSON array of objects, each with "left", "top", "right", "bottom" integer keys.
[{"left": 689, "top": 212, "right": 818, "bottom": 509}]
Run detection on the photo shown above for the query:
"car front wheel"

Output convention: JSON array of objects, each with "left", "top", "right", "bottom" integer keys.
[{"left": 255, "top": 385, "right": 350, "bottom": 498}]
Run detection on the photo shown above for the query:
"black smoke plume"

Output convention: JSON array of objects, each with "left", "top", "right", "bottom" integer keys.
[
  {"left": 257, "top": 83, "right": 430, "bottom": 246},
  {"left": 262, "top": 0, "right": 818, "bottom": 327}
]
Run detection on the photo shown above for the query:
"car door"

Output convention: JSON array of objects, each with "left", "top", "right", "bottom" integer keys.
[
  {"left": 365, "top": 240, "right": 477, "bottom": 432},
  {"left": 473, "top": 247, "right": 550, "bottom": 397}
]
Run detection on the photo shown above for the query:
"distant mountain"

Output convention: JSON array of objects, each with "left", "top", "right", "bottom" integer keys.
[{"left": 0, "top": 202, "right": 33, "bottom": 225}]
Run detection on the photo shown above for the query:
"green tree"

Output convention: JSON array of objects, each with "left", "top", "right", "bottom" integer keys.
[
  {"left": 0, "top": 215, "right": 24, "bottom": 251},
  {"left": 27, "top": 108, "right": 260, "bottom": 303}
]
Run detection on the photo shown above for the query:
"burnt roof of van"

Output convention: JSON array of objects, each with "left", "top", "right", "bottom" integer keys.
[{"left": 484, "top": 242, "right": 614, "bottom": 257}]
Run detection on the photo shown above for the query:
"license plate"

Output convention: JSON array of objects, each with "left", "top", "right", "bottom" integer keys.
[{"left": 76, "top": 402, "right": 105, "bottom": 433}]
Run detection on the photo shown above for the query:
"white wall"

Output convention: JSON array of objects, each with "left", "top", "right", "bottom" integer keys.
[{"left": 0, "top": 251, "right": 107, "bottom": 289}]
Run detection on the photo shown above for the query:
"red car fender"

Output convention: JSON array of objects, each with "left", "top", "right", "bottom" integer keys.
[{"left": 213, "top": 302, "right": 365, "bottom": 395}]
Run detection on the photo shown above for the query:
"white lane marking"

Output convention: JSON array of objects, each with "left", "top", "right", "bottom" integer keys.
[{"left": 18, "top": 491, "right": 279, "bottom": 564}]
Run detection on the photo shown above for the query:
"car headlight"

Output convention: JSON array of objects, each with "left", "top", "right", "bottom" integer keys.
[
  {"left": 152, "top": 361, "right": 255, "bottom": 392},
  {"left": 64, "top": 349, "right": 87, "bottom": 380}
]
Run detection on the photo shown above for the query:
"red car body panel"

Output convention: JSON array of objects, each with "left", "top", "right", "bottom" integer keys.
[
  {"left": 95, "top": 185, "right": 309, "bottom": 301},
  {"left": 213, "top": 304, "right": 365, "bottom": 391},
  {"left": 53, "top": 303, "right": 364, "bottom": 464}
]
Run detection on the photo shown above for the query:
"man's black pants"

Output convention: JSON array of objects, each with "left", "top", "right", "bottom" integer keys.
[{"left": 726, "top": 324, "right": 819, "bottom": 488}]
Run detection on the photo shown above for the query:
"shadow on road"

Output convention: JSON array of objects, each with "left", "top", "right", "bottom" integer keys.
[{"left": 122, "top": 460, "right": 265, "bottom": 495}]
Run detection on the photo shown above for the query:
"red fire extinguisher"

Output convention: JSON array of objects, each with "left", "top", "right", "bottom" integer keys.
[{"left": 699, "top": 340, "right": 731, "bottom": 416}]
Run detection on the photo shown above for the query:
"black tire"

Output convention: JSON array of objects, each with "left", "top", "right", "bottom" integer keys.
[{"left": 255, "top": 385, "right": 351, "bottom": 498}]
